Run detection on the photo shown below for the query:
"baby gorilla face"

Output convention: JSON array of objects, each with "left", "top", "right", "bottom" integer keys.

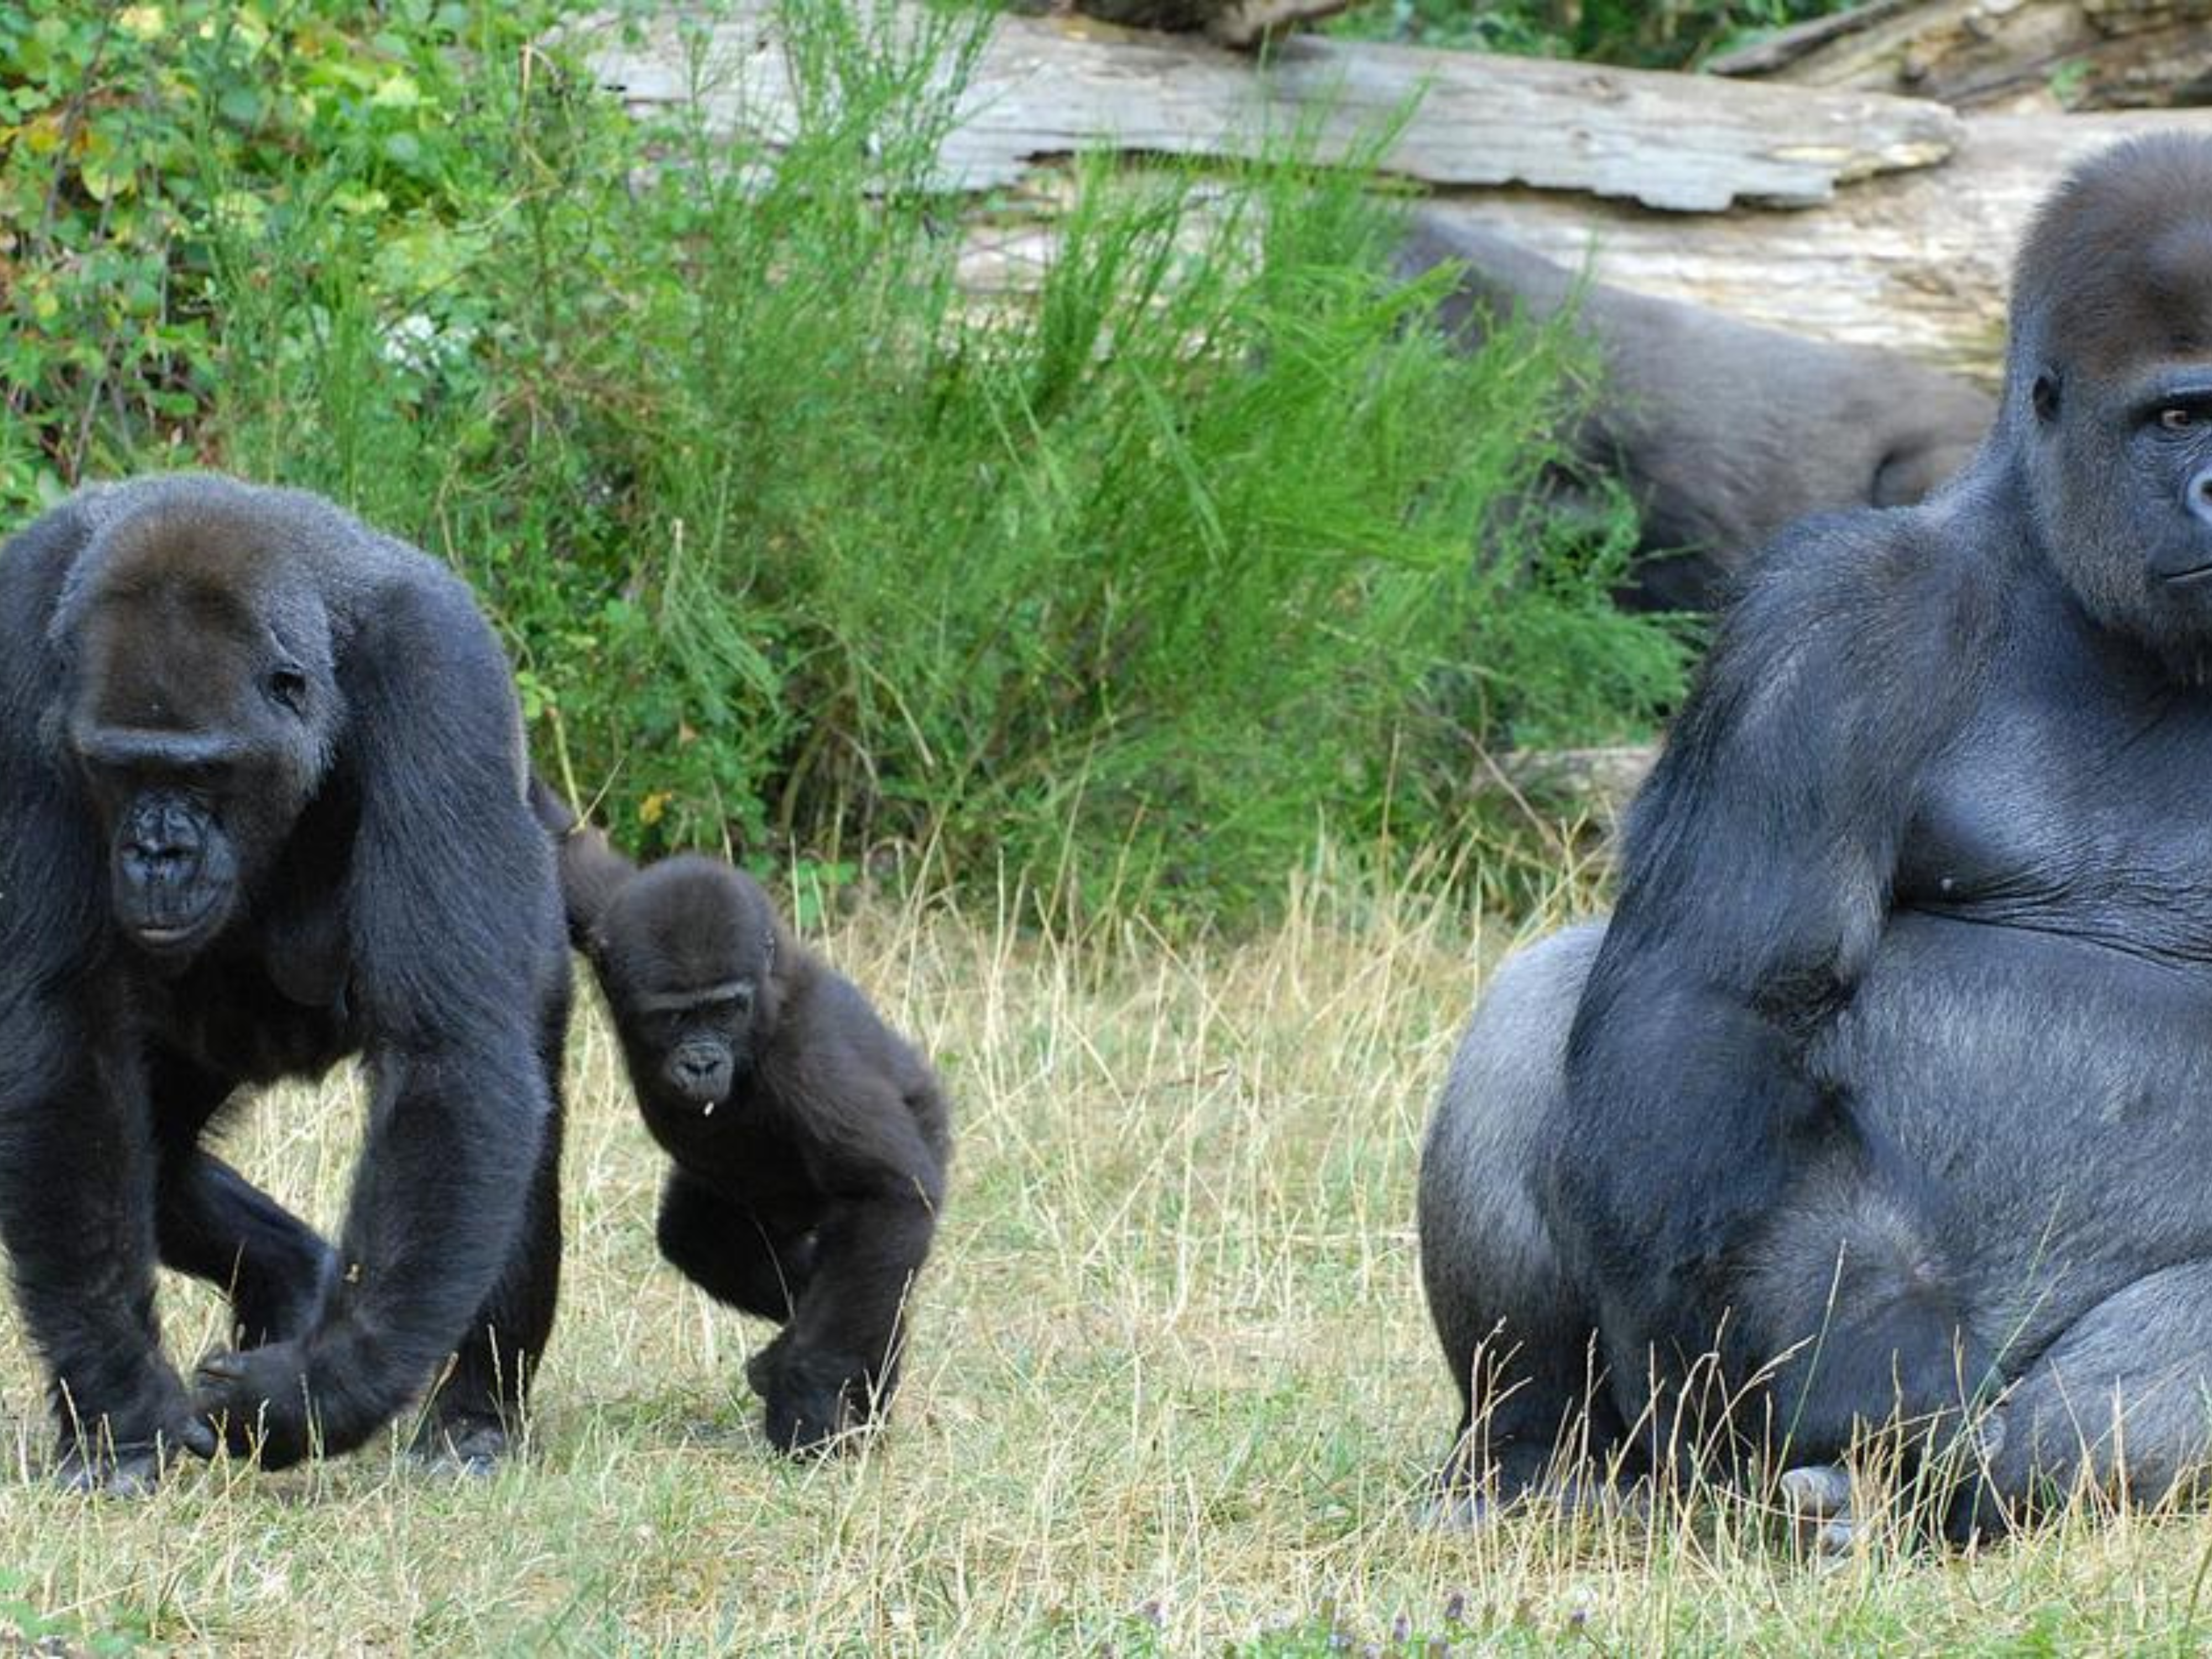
[
  {"left": 599, "top": 855, "right": 779, "bottom": 1117},
  {"left": 640, "top": 982, "right": 753, "bottom": 1112}
]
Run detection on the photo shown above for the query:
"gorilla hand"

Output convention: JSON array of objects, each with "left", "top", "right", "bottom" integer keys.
[
  {"left": 192, "top": 1341, "right": 326, "bottom": 1470},
  {"left": 54, "top": 1363, "right": 218, "bottom": 1496}
]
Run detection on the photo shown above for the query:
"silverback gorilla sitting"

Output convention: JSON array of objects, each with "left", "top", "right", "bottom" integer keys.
[
  {"left": 0, "top": 475, "right": 568, "bottom": 1491},
  {"left": 1395, "top": 213, "right": 1996, "bottom": 611},
  {"left": 1420, "top": 135, "right": 2212, "bottom": 1537},
  {"left": 535, "top": 787, "right": 949, "bottom": 1455}
]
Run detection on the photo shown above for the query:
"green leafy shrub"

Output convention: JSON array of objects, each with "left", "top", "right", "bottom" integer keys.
[
  {"left": 1, "top": 0, "right": 1688, "bottom": 927},
  {"left": 1332, "top": 0, "right": 1858, "bottom": 67}
]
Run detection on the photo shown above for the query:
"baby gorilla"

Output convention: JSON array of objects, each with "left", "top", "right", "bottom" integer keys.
[{"left": 536, "top": 786, "right": 950, "bottom": 1453}]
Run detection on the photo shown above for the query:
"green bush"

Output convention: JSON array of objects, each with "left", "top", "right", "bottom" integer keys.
[
  {"left": 1331, "top": 0, "right": 1858, "bottom": 67},
  {"left": 0, "top": 0, "right": 1688, "bottom": 927}
]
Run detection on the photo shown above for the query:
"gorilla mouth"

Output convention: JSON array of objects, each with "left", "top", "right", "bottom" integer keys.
[
  {"left": 127, "top": 901, "right": 222, "bottom": 955},
  {"left": 2160, "top": 561, "right": 2212, "bottom": 586},
  {"left": 665, "top": 1079, "right": 729, "bottom": 1115}
]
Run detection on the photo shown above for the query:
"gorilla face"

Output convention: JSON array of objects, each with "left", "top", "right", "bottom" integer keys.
[
  {"left": 599, "top": 856, "right": 778, "bottom": 1115},
  {"left": 2013, "top": 141, "right": 2212, "bottom": 672},
  {"left": 64, "top": 556, "right": 332, "bottom": 962},
  {"left": 638, "top": 983, "right": 750, "bottom": 1112},
  {"left": 2032, "top": 356, "right": 2212, "bottom": 661}
]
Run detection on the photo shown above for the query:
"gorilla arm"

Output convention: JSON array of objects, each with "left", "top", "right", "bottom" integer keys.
[
  {"left": 189, "top": 576, "right": 561, "bottom": 1468},
  {"left": 525, "top": 774, "right": 639, "bottom": 954},
  {"left": 1551, "top": 512, "right": 1996, "bottom": 1428},
  {"left": 0, "top": 504, "right": 218, "bottom": 1487},
  {"left": 762, "top": 1017, "right": 948, "bottom": 1453}
]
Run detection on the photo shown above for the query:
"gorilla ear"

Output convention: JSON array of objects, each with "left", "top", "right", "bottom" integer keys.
[{"left": 2032, "top": 371, "right": 2063, "bottom": 425}]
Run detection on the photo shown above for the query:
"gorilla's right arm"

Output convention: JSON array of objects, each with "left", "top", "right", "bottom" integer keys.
[{"left": 1550, "top": 512, "right": 1996, "bottom": 1411}]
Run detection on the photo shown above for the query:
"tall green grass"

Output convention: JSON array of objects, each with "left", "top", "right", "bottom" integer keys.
[{"left": 11, "top": 0, "right": 1689, "bottom": 926}]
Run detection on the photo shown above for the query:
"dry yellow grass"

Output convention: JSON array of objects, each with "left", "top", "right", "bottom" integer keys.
[{"left": 3, "top": 869, "right": 2212, "bottom": 1655}]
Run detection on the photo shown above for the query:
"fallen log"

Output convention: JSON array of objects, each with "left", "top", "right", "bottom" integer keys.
[
  {"left": 1711, "top": 0, "right": 2212, "bottom": 114},
  {"left": 1417, "top": 107, "right": 2212, "bottom": 383},
  {"left": 584, "top": 4, "right": 1963, "bottom": 210}
]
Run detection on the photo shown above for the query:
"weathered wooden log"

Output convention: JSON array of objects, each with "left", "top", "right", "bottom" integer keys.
[
  {"left": 1418, "top": 108, "right": 2212, "bottom": 384},
  {"left": 1711, "top": 0, "right": 2212, "bottom": 114},
  {"left": 583, "top": 3, "right": 1963, "bottom": 210}
]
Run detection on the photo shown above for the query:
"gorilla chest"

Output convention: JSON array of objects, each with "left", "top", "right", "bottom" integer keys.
[
  {"left": 1896, "top": 676, "right": 2212, "bottom": 961},
  {"left": 644, "top": 1103, "right": 820, "bottom": 1219},
  {"left": 137, "top": 945, "right": 356, "bottom": 1083}
]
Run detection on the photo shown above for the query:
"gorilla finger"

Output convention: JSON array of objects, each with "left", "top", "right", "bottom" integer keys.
[
  {"left": 194, "top": 1352, "right": 247, "bottom": 1386},
  {"left": 1778, "top": 1463, "right": 1854, "bottom": 1520},
  {"left": 1815, "top": 1517, "right": 1860, "bottom": 1559},
  {"left": 56, "top": 1449, "right": 160, "bottom": 1499},
  {"left": 168, "top": 1416, "right": 220, "bottom": 1460},
  {"left": 409, "top": 1410, "right": 509, "bottom": 1478}
]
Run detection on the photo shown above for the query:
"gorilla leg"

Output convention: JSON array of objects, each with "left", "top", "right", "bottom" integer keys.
[
  {"left": 149, "top": 1054, "right": 332, "bottom": 1349},
  {"left": 656, "top": 1169, "right": 817, "bottom": 1321},
  {"left": 0, "top": 1011, "right": 216, "bottom": 1490},
  {"left": 160, "top": 1156, "right": 333, "bottom": 1349},
  {"left": 1417, "top": 924, "right": 1637, "bottom": 1514},
  {"left": 1952, "top": 1259, "right": 2212, "bottom": 1537},
  {"left": 415, "top": 1036, "right": 567, "bottom": 1470}
]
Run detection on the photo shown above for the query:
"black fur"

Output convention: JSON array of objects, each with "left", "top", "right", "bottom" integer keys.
[
  {"left": 1420, "top": 135, "right": 2212, "bottom": 1530},
  {"left": 1395, "top": 213, "right": 1995, "bottom": 611},
  {"left": 535, "top": 785, "right": 948, "bottom": 1455},
  {"left": 0, "top": 475, "right": 568, "bottom": 1490}
]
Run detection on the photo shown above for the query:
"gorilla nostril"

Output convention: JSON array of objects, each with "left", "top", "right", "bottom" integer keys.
[{"left": 2192, "top": 468, "right": 2212, "bottom": 526}]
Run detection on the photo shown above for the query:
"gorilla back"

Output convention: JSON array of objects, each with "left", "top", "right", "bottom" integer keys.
[
  {"left": 0, "top": 474, "right": 570, "bottom": 1490},
  {"left": 1420, "top": 134, "right": 2212, "bottom": 1528}
]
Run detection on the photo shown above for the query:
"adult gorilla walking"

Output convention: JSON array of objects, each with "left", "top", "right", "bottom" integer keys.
[
  {"left": 0, "top": 474, "right": 568, "bottom": 1491},
  {"left": 1420, "top": 133, "right": 2212, "bottom": 1533}
]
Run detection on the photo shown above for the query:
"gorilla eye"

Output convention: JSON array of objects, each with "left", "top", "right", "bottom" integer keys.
[
  {"left": 2161, "top": 407, "right": 2199, "bottom": 433},
  {"left": 265, "top": 665, "right": 309, "bottom": 713}
]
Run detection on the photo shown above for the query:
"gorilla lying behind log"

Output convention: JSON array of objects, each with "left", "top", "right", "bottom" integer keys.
[
  {"left": 534, "top": 785, "right": 949, "bottom": 1455},
  {"left": 0, "top": 474, "right": 569, "bottom": 1491},
  {"left": 1420, "top": 134, "right": 2212, "bottom": 1537},
  {"left": 1395, "top": 213, "right": 1997, "bottom": 611}
]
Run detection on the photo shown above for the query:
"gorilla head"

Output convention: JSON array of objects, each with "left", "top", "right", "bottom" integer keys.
[
  {"left": 591, "top": 855, "right": 783, "bottom": 1114},
  {"left": 59, "top": 510, "right": 341, "bottom": 961},
  {"left": 2009, "top": 135, "right": 2212, "bottom": 671}
]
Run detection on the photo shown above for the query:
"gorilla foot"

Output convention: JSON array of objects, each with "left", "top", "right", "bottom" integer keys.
[
  {"left": 410, "top": 1408, "right": 511, "bottom": 1477},
  {"left": 1780, "top": 1464, "right": 1860, "bottom": 1558},
  {"left": 1421, "top": 1452, "right": 1645, "bottom": 1532}
]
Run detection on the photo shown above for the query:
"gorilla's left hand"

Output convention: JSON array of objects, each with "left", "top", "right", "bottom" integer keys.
[{"left": 192, "top": 1343, "right": 323, "bottom": 1469}]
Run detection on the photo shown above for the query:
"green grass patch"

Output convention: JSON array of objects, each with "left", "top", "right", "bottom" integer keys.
[{"left": 1, "top": 885, "right": 2210, "bottom": 1652}]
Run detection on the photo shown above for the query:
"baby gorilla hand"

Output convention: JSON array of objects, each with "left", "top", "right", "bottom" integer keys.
[
  {"left": 759, "top": 1345, "right": 875, "bottom": 1457},
  {"left": 192, "top": 1342, "right": 321, "bottom": 1470}
]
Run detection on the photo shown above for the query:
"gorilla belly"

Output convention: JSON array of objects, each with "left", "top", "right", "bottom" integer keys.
[{"left": 1814, "top": 910, "right": 2212, "bottom": 1358}]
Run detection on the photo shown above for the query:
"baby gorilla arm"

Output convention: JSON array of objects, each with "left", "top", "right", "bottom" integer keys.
[{"left": 757, "top": 1105, "right": 943, "bottom": 1454}]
